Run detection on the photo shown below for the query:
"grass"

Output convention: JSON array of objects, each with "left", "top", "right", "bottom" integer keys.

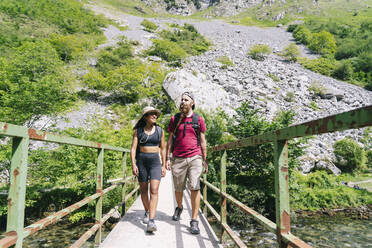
[
  {"left": 99, "top": 0, "right": 159, "bottom": 17},
  {"left": 216, "top": 56, "right": 234, "bottom": 67},
  {"left": 268, "top": 73, "right": 280, "bottom": 82}
]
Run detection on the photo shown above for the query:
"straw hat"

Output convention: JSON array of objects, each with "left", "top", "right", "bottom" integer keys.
[{"left": 141, "top": 106, "right": 161, "bottom": 118}]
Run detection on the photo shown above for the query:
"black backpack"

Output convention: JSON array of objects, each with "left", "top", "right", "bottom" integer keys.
[{"left": 172, "top": 113, "right": 201, "bottom": 151}]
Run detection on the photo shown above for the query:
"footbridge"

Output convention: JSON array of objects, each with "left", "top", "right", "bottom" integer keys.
[{"left": 0, "top": 105, "right": 371, "bottom": 248}]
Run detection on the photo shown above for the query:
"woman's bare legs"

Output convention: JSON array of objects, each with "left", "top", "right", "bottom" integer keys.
[
  {"left": 149, "top": 179, "right": 160, "bottom": 219},
  {"left": 139, "top": 182, "right": 149, "bottom": 212}
]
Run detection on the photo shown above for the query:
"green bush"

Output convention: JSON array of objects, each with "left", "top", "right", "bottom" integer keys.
[
  {"left": 293, "top": 25, "right": 312, "bottom": 45},
  {"left": 141, "top": 19, "right": 157, "bottom": 32},
  {"left": 334, "top": 138, "right": 366, "bottom": 173},
  {"left": 332, "top": 59, "right": 353, "bottom": 80},
  {"left": 146, "top": 39, "right": 187, "bottom": 64},
  {"left": 291, "top": 171, "right": 372, "bottom": 211},
  {"left": 0, "top": 40, "right": 73, "bottom": 125},
  {"left": 248, "top": 44, "right": 271, "bottom": 61},
  {"left": 82, "top": 69, "right": 107, "bottom": 90},
  {"left": 366, "top": 150, "right": 372, "bottom": 169},
  {"left": 216, "top": 56, "right": 234, "bottom": 67},
  {"left": 0, "top": 0, "right": 107, "bottom": 34},
  {"left": 308, "top": 30, "right": 337, "bottom": 55},
  {"left": 281, "top": 43, "right": 300, "bottom": 62},
  {"left": 286, "top": 24, "right": 298, "bottom": 32},
  {"left": 96, "top": 38, "right": 133, "bottom": 75},
  {"left": 284, "top": 92, "right": 295, "bottom": 102},
  {"left": 299, "top": 57, "right": 336, "bottom": 76},
  {"left": 49, "top": 34, "right": 97, "bottom": 62},
  {"left": 158, "top": 24, "right": 211, "bottom": 56},
  {"left": 308, "top": 101, "right": 319, "bottom": 110}
]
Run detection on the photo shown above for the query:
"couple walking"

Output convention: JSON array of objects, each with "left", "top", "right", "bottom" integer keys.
[{"left": 130, "top": 92, "right": 208, "bottom": 234}]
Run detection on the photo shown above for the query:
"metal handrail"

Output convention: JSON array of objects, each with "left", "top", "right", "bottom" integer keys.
[
  {"left": 0, "top": 122, "right": 138, "bottom": 248},
  {"left": 201, "top": 105, "right": 372, "bottom": 248}
]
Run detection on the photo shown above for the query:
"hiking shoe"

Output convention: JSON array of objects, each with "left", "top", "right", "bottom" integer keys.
[
  {"left": 147, "top": 219, "right": 157, "bottom": 232},
  {"left": 143, "top": 211, "right": 149, "bottom": 224},
  {"left": 190, "top": 219, "right": 200, "bottom": 234},
  {"left": 172, "top": 206, "right": 183, "bottom": 221}
]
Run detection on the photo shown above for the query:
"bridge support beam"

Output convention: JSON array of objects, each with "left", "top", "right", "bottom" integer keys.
[
  {"left": 220, "top": 150, "right": 227, "bottom": 244},
  {"left": 95, "top": 148, "right": 104, "bottom": 245},
  {"left": 6, "top": 137, "right": 29, "bottom": 248},
  {"left": 203, "top": 173, "right": 207, "bottom": 217},
  {"left": 121, "top": 152, "right": 127, "bottom": 216},
  {"left": 274, "top": 140, "right": 290, "bottom": 248}
]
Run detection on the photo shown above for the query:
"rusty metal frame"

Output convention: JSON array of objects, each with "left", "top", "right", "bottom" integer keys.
[
  {"left": 0, "top": 122, "right": 136, "bottom": 248},
  {"left": 201, "top": 105, "right": 372, "bottom": 248}
]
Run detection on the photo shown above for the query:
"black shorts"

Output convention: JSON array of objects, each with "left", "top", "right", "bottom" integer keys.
[{"left": 136, "top": 152, "right": 162, "bottom": 182}]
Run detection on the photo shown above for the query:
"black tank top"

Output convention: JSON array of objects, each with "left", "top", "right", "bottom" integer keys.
[{"left": 137, "top": 126, "right": 162, "bottom": 147}]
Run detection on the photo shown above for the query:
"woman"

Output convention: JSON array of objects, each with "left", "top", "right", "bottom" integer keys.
[{"left": 130, "top": 106, "right": 166, "bottom": 233}]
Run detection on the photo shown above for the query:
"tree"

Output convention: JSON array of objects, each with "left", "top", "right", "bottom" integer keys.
[{"left": 308, "top": 30, "right": 337, "bottom": 55}]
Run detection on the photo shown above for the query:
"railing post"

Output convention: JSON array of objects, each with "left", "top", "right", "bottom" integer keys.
[
  {"left": 6, "top": 137, "right": 29, "bottom": 248},
  {"left": 95, "top": 148, "right": 104, "bottom": 245},
  {"left": 203, "top": 173, "right": 207, "bottom": 217},
  {"left": 274, "top": 140, "right": 290, "bottom": 248},
  {"left": 121, "top": 151, "right": 127, "bottom": 216},
  {"left": 220, "top": 150, "right": 227, "bottom": 244}
]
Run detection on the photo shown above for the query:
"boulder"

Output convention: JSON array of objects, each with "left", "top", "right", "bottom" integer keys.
[{"left": 163, "top": 69, "right": 234, "bottom": 115}]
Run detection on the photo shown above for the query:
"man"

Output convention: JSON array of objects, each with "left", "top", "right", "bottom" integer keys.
[{"left": 166, "top": 92, "right": 208, "bottom": 235}]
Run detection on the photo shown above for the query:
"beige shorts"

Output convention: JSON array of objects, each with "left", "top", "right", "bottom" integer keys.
[{"left": 171, "top": 155, "right": 203, "bottom": 192}]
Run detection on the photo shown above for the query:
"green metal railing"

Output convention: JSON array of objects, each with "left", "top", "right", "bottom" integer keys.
[
  {"left": 201, "top": 105, "right": 372, "bottom": 248},
  {"left": 0, "top": 122, "right": 139, "bottom": 248}
]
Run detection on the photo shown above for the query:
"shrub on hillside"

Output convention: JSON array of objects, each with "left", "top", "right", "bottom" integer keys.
[
  {"left": 286, "top": 24, "right": 298, "bottom": 32},
  {"left": 0, "top": 40, "right": 73, "bottom": 125},
  {"left": 248, "top": 44, "right": 271, "bottom": 61},
  {"left": 146, "top": 39, "right": 187, "bottom": 65},
  {"left": 82, "top": 70, "right": 107, "bottom": 90},
  {"left": 299, "top": 57, "right": 336, "bottom": 76},
  {"left": 158, "top": 23, "right": 211, "bottom": 56},
  {"left": 49, "top": 34, "right": 97, "bottom": 62},
  {"left": 332, "top": 59, "right": 353, "bottom": 81},
  {"left": 281, "top": 43, "right": 300, "bottom": 62},
  {"left": 0, "top": 0, "right": 107, "bottom": 34},
  {"left": 216, "top": 56, "right": 234, "bottom": 67},
  {"left": 308, "top": 30, "right": 337, "bottom": 55},
  {"left": 96, "top": 38, "right": 133, "bottom": 75},
  {"left": 293, "top": 25, "right": 312, "bottom": 45},
  {"left": 334, "top": 138, "right": 366, "bottom": 173},
  {"left": 141, "top": 19, "right": 157, "bottom": 32}
]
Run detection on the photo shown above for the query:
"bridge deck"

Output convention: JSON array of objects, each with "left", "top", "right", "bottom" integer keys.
[{"left": 100, "top": 172, "right": 222, "bottom": 248}]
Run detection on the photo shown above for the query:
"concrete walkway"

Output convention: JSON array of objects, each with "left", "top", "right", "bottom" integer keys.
[{"left": 100, "top": 172, "right": 222, "bottom": 248}]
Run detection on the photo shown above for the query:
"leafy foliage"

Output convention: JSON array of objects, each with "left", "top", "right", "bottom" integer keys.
[
  {"left": 308, "top": 30, "right": 337, "bottom": 55},
  {"left": 299, "top": 57, "right": 336, "bottom": 77},
  {"left": 334, "top": 138, "right": 366, "bottom": 173},
  {"left": 141, "top": 19, "right": 157, "bottom": 32},
  {"left": 0, "top": 0, "right": 107, "bottom": 34},
  {"left": 281, "top": 43, "right": 300, "bottom": 62},
  {"left": 216, "top": 56, "right": 234, "bottom": 68},
  {"left": 0, "top": 41, "right": 74, "bottom": 125},
  {"left": 293, "top": 25, "right": 312, "bottom": 45},
  {"left": 146, "top": 23, "right": 211, "bottom": 66},
  {"left": 248, "top": 44, "right": 271, "bottom": 61}
]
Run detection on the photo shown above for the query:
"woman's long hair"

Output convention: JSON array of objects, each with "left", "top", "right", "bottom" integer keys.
[{"left": 133, "top": 117, "right": 146, "bottom": 130}]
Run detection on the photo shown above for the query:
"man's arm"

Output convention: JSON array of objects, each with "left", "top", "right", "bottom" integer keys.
[
  {"left": 200, "top": 132, "right": 208, "bottom": 174},
  {"left": 165, "top": 131, "right": 173, "bottom": 170}
]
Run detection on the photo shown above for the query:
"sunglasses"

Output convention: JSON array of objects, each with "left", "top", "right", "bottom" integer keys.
[{"left": 145, "top": 112, "right": 158, "bottom": 117}]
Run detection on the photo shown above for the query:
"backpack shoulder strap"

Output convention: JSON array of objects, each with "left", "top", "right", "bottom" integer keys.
[
  {"left": 191, "top": 113, "right": 201, "bottom": 146},
  {"left": 156, "top": 125, "right": 162, "bottom": 145}
]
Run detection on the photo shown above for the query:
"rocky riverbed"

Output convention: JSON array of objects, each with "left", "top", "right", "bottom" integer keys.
[{"left": 32, "top": 2, "right": 372, "bottom": 174}]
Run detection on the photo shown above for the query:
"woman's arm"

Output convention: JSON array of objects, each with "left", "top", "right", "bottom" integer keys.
[
  {"left": 130, "top": 130, "right": 139, "bottom": 176},
  {"left": 160, "top": 128, "right": 166, "bottom": 176}
]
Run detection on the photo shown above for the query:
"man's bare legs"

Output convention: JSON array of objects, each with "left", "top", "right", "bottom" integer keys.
[
  {"left": 190, "top": 189, "right": 200, "bottom": 220},
  {"left": 174, "top": 190, "right": 200, "bottom": 220},
  {"left": 175, "top": 191, "right": 183, "bottom": 208}
]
